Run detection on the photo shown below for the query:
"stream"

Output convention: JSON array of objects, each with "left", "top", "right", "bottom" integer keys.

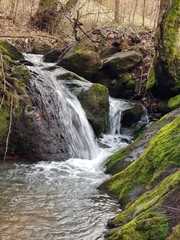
[{"left": 0, "top": 55, "right": 146, "bottom": 240}]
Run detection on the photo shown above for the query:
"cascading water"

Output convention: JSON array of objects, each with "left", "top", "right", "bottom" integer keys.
[
  {"left": 0, "top": 55, "right": 148, "bottom": 239},
  {"left": 24, "top": 54, "right": 98, "bottom": 160},
  {"left": 100, "top": 97, "right": 131, "bottom": 149}
]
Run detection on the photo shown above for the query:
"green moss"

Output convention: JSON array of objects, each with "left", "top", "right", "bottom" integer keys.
[
  {"left": 78, "top": 83, "right": 109, "bottom": 136},
  {"left": 104, "top": 116, "right": 180, "bottom": 203},
  {"left": 168, "top": 94, "right": 180, "bottom": 109},
  {"left": 109, "top": 213, "right": 169, "bottom": 240},
  {"left": 105, "top": 109, "right": 180, "bottom": 175},
  {"left": 146, "top": 65, "right": 156, "bottom": 90},
  {"left": 59, "top": 49, "right": 102, "bottom": 79},
  {"left": 0, "top": 40, "right": 24, "bottom": 60},
  {"left": 11, "top": 65, "right": 30, "bottom": 83},
  {"left": 108, "top": 171, "right": 180, "bottom": 240},
  {"left": 106, "top": 146, "right": 131, "bottom": 173},
  {"left": 0, "top": 41, "right": 31, "bottom": 158},
  {"left": 0, "top": 108, "right": 9, "bottom": 136},
  {"left": 167, "top": 224, "right": 180, "bottom": 240},
  {"left": 162, "top": 0, "right": 180, "bottom": 92}
]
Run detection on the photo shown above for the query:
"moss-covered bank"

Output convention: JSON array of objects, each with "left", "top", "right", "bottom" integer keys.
[
  {"left": 101, "top": 114, "right": 180, "bottom": 204},
  {"left": 100, "top": 108, "right": 180, "bottom": 239},
  {"left": 106, "top": 171, "right": 180, "bottom": 240}
]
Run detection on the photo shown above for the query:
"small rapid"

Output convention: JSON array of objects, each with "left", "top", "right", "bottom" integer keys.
[{"left": 0, "top": 55, "right": 147, "bottom": 240}]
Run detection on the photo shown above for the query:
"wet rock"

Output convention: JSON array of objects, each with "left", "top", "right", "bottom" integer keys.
[
  {"left": 121, "top": 102, "right": 144, "bottom": 127},
  {"left": 78, "top": 83, "right": 109, "bottom": 136},
  {"left": 43, "top": 49, "right": 62, "bottom": 62}
]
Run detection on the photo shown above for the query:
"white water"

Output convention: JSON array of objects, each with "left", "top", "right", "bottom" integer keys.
[
  {"left": 24, "top": 54, "right": 98, "bottom": 159},
  {"left": 0, "top": 55, "right": 138, "bottom": 240}
]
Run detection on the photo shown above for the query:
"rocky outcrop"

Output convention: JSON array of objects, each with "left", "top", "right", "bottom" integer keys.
[{"left": 78, "top": 83, "right": 109, "bottom": 136}]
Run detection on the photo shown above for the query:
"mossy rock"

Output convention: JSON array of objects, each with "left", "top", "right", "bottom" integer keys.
[
  {"left": 78, "top": 83, "right": 109, "bottom": 136},
  {"left": 168, "top": 94, "right": 180, "bottom": 110},
  {"left": 92, "top": 72, "right": 137, "bottom": 98},
  {"left": 0, "top": 108, "right": 9, "bottom": 158},
  {"left": 101, "top": 114, "right": 180, "bottom": 203},
  {"left": 167, "top": 224, "right": 180, "bottom": 240},
  {"left": 0, "top": 42, "right": 31, "bottom": 159},
  {"left": 0, "top": 40, "right": 24, "bottom": 60},
  {"left": 121, "top": 102, "right": 143, "bottom": 127},
  {"left": 106, "top": 171, "right": 180, "bottom": 240},
  {"left": 105, "top": 108, "right": 180, "bottom": 174},
  {"left": 154, "top": 0, "right": 180, "bottom": 98},
  {"left": 103, "top": 50, "right": 143, "bottom": 76},
  {"left": 146, "top": 65, "right": 156, "bottom": 90},
  {"left": 58, "top": 49, "right": 102, "bottom": 80}
]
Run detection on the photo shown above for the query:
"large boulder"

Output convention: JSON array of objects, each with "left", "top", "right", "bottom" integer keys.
[
  {"left": 121, "top": 102, "right": 144, "bottom": 127},
  {"left": 103, "top": 50, "right": 143, "bottom": 76},
  {"left": 150, "top": 0, "right": 180, "bottom": 98},
  {"left": 58, "top": 49, "right": 103, "bottom": 80},
  {"left": 78, "top": 83, "right": 109, "bottom": 136}
]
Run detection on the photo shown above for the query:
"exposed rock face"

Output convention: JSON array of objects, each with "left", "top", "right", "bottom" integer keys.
[
  {"left": 78, "top": 83, "right": 109, "bottom": 136},
  {"left": 103, "top": 50, "right": 143, "bottom": 76},
  {"left": 153, "top": 0, "right": 180, "bottom": 98},
  {"left": 58, "top": 50, "right": 103, "bottom": 80}
]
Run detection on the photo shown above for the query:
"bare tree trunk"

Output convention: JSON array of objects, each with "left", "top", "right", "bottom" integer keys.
[
  {"left": 30, "top": 0, "right": 79, "bottom": 34},
  {"left": 114, "top": 0, "right": 120, "bottom": 23},
  {"left": 142, "top": 0, "right": 146, "bottom": 26},
  {"left": 132, "top": 0, "right": 138, "bottom": 25},
  {"left": 30, "top": 0, "right": 58, "bottom": 34}
]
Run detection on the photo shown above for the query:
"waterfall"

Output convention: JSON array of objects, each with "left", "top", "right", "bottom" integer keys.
[
  {"left": 24, "top": 54, "right": 98, "bottom": 160},
  {"left": 100, "top": 97, "right": 131, "bottom": 149},
  {"left": 109, "top": 97, "right": 130, "bottom": 135}
]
